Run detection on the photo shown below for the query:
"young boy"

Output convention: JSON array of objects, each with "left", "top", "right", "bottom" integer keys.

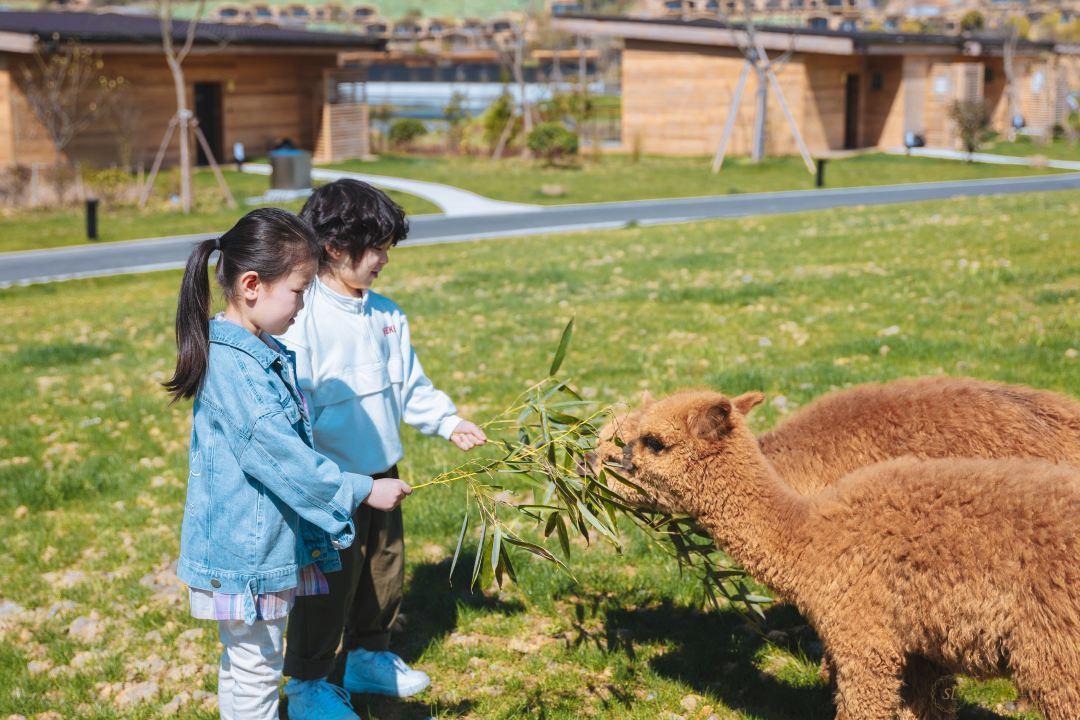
[{"left": 277, "top": 180, "right": 486, "bottom": 719}]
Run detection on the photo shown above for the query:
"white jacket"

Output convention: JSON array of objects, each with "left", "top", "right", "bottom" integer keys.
[{"left": 276, "top": 277, "right": 462, "bottom": 475}]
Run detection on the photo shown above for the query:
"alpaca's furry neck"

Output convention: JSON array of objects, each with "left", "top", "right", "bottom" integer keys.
[{"left": 691, "top": 442, "right": 811, "bottom": 602}]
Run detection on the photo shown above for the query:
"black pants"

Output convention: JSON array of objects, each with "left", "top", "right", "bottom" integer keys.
[{"left": 284, "top": 465, "right": 404, "bottom": 680}]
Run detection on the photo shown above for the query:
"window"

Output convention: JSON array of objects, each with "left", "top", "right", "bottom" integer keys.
[
  {"left": 984, "top": 66, "right": 995, "bottom": 85},
  {"left": 871, "top": 71, "right": 883, "bottom": 91},
  {"left": 809, "top": 16, "right": 829, "bottom": 28}
]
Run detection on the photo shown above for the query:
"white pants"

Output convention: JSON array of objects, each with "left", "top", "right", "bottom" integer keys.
[{"left": 217, "top": 617, "right": 286, "bottom": 720}]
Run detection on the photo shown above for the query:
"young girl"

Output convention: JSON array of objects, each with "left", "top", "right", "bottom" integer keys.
[{"left": 166, "top": 208, "right": 411, "bottom": 720}]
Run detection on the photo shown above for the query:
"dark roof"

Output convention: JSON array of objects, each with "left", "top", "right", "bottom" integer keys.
[
  {"left": 0, "top": 10, "right": 386, "bottom": 50},
  {"left": 559, "top": 13, "right": 1054, "bottom": 52}
]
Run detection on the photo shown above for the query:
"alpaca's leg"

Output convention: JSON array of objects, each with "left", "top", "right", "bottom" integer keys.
[
  {"left": 830, "top": 651, "right": 904, "bottom": 720},
  {"left": 1017, "top": 671, "right": 1080, "bottom": 720},
  {"left": 897, "top": 657, "right": 957, "bottom": 720},
  {"left": 1008, "top": 631, "right": 1080, "bottom": 720}
]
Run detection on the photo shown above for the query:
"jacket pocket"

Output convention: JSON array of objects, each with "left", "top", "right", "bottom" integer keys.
[{"left": 312, "top": 364, "right": 391, "bottom": 407}]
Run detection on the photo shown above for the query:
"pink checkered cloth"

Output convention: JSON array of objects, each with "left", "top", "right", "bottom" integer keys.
[{"left": 188, "top": 564, "right": 329, "bottom": 622}]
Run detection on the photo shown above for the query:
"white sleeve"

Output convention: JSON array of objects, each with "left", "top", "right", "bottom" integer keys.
[{"left": 398, "top": 313, "right": 462, "bottom": 439}]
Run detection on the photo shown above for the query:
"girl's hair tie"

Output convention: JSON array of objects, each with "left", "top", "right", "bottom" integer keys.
[{"left": 213, "top": 237, "right": 221, "bottom": 252}]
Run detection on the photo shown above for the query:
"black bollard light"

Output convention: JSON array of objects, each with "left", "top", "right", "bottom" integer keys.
[
  {"left": 86, "top": 198, "right": 100, "bottom": 241},
  {"left": 815, "top": 159, "right": 826, "bottom": 188}
]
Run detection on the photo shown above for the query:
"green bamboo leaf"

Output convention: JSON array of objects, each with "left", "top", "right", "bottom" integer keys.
[
  {"left": 491, "top": 526, "right": 502, "bottom": 577},
  {"left": 548, "top": 316, "right": 574, "bottom": 376},
  {"left": 479, "top": 538, "right": 496, "bottom": 590},
  {"left": 576, "top": 501, "right": 620, "bottom": 545},
  {"left": 448, "top": 509, "right": 469, "bottom": 586},
  {"left": 555, "top": 513, "right": 571, "bottom": 558},
  {"left": 502, "top": 546, "right": 518, "bottom": 583},
  {"left": 470, "top": 516, "right": 488, "bottom": 588},
  {"left": 544, "top": 511, "right": 559, "bottom": 538},
  {"left": 504, "top": 535, "right": 568, "bottom": 570}
]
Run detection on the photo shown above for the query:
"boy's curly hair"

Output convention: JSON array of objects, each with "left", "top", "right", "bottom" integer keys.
[{"left": 299, "top": 179, "right": 409, "bottom": 269}]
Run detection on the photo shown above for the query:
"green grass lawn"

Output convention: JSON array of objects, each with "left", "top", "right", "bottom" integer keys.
[
  {"left": 0, "top": 153, "right": 1060, "bottom": 254},
  {"left": 1, "top": 190, "right": 1077, "bottom": 718},
  {"left": 332, "top": 151, "right": 1057, "bottom": 206},
  {"left": 0, "top": 169, "right": 439, "bottom": 254},
  {"left": 983, "top": 137, "right": 1080, "bottom": 162}
]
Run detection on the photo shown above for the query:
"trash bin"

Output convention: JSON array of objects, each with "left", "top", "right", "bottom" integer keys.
[{"left": 269, "top": 147, "right": 312, "bottom": 190}]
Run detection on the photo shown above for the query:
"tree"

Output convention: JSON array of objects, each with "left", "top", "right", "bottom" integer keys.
[
  {"left": 959, "top": 10, "right": 984, "bottom": 33},
  {"left": 949, "top": 98, "right": 992, "bottom": 157},
  {"left": 158, "top": 0, "right": 203, "bottom": 213},
  {"left": 141, "top": 0, "right": 234, "bottom": 213},
  {"left": 709, "top": 0, "right": 814, "bottom": 174},
  {"left": 18, "top": 37, "right": 123, "bottom": 197},
  {"left": 482, "top": 90, "right": 519, "bottom": 157}
]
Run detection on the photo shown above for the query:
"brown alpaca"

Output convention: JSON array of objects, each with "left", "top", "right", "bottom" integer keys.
[
  {"left": 628, "top": 391, "right": 1080, "bottom": 720},
  {"left": 593, "top": 377, "right": 1080, "bottom": 511}
]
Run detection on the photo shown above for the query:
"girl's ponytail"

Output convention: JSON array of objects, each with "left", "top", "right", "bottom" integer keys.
[
  {"left": 164, "top": 237, "right": 219, "bottom": 402},
  {"left": 163, "top": 208, "right": 318, "bottom": 403}
]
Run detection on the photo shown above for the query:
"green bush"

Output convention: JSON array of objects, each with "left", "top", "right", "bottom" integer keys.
[
  {"left": 83, "top": 167, "right": 136, "bottom": 204},
  {"left": 388, "top": 118, "right": 428, "bottom": 149},
  {"left": 1067, "top": 110, "right": 1080, "bottom": 142},
  {"left": 527, "top": 122, "right": 579, "bottom": 165}
]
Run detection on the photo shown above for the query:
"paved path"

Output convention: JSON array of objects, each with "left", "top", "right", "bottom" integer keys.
[
  {"left": 243, "top": 163, "right": 538, "bottom": 216},
  {"left": 3, "top": 172, "right": 1079, "bottom": 288},
  {"left": 886, "top": 147, "right": 1080, "bottom": 171}
]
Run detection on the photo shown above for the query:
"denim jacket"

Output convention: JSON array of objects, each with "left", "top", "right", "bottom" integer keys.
[{"left": 176, "top": 318, "right": 373, "bottom": 623}]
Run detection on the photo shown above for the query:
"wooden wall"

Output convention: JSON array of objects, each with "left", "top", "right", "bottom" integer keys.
[
  {"left": 622, "top": 39, "right": 875, "bottom": 157},
  {"left": 861, "top": 56, "right": 905, "bottom": 148},
  {"left": 799, "top": 52, "right": 864, "bottom": 151},
  {"left": 0, "top": 58, "right": 13, "bottom": 168},
  {"left": 619, "top": 40, "right": 1063, "bottom": 157},
  {"left": 2, "top": 50, "right": 338, "bottom": 169}
]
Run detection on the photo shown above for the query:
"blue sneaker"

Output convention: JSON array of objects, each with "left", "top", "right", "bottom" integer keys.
[
  {"left": 284, "top": 678, "right": 359, "bottom": 720},
  {"left": 342, "top": 648, "right": 431, "bottom": 697}
]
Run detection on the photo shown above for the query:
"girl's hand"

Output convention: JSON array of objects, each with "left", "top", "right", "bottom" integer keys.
[
  {"left": 364, "top": 478, "right": 412, "bottom": 511},
  {"left": 450, "top": 420, "right": 487, "bottom": 452}
]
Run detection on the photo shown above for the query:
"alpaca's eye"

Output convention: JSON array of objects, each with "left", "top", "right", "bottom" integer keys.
[{"left": 641, "top": 435, "right": 665, "bottom": 453}]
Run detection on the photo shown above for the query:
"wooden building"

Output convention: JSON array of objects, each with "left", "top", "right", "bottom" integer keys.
[
  {"left": 553, "top": 14, "right": 1072, "bottom": 156},
  {"left": 0, "top": 10, "right": 386, "bottom": 169}
]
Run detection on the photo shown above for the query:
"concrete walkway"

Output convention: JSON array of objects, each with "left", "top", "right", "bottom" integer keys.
[
  {"left": 887, "top": 147, "right": 1080, "bottom": 171},
  {"left": 4, "top": 171, "right": 1079, "bottom": 289},
  {"left": 242, "top": 163, "right": 538, "bottom": 216}
]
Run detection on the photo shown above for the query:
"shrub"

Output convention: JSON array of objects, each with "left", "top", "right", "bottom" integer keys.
[
  {"left": 1067, "top": 110, "right": 1080, "bottom": 142},
  {"left": 960, "top": 10, "right": 985, "bottom": 32},
  {"left": 388, "top": 118, "right": 428, "bottom": 149},
  {"left": 948, "top": 98, "right": 992, "bottom": 156},
  {"left": 527, "top": 122, "right": 579, "bottom": 166},
  {"left": 83, "top": 167, "right": 136, "bottom": 204}
]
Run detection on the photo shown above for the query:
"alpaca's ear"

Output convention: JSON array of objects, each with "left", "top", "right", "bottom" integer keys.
[
  {"left": 641, "top": 390, "right": 654, "bottom": 407},
  {"left": 732, "top": 391, "right": 765, "bottom": 416},
  {"left": 688, "top": 398, "right": 733, "bottom": 441}
]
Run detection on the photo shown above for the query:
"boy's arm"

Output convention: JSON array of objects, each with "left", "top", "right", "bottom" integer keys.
[{"left": 398, "top": 314, "right": 463, "bottom": 440}]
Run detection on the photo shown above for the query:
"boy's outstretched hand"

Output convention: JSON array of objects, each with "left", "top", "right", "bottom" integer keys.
[
  {"left": 450, "top": 420, "right": 487, "bottom": 452},
  {"left": 364, "top": 478, "right": 412, "bottom": 511}
]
